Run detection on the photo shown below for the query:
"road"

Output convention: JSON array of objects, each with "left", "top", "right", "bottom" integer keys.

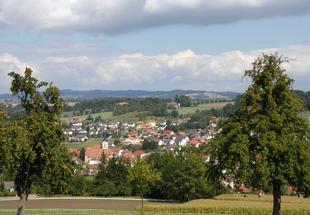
[{"left": 0, "top": 197, "right": 169, "bottom": 211}]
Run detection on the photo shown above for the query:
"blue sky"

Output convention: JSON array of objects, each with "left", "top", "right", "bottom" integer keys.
[{"left": 1, "top": 0, "right": 310, "bottom": 93}]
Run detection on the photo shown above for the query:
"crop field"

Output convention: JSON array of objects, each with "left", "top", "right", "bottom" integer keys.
[
  {"left": 144, "top": 194, "right": 310, "bottom": 215},
  {"left": 62, "top": 102, "right": 233, "bottom": 122},
  {"left": 1, "top": 194, "right": 309, "bottom": 215},
  {"left": 177, "top": 102, "right": 233, "bottom": 115}
]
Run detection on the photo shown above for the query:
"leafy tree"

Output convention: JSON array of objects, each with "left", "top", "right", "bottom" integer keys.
[
  {"left": 142, "top": 139, "right": 158, "bottom": 151},
  {"left": 170, "top": 109, "right": 179, "bottom": 118},
  {"left": 177, "top": 95, "right": 191, "bottom": 107},
  {"left": 148, "top": 150, "right": 215, "bottom": 202},
  {"left": 79, "top": 148, "right": 86, "bottom": 162},
  {"left": 70, "top": 175, "right": 87, "bottom": 196},
  {"left": 86, "top": 114, "right": 93, "bottom": 121},
  {"left": 4, "top": 68, "right": 73, "bottom": 215},
  {"left": 93, "top": 155, "right": 132, "bottom": 196},
  {"left": 128, "top": 160, "right": 160, "bottom": 215},
  {"left": 209, "top": 54, "right": 310, "bottom": 215}
]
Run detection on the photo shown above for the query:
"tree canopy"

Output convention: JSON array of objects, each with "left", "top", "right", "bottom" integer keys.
[
  {"left": 209, "top": 54, "right": 310, "bottom": 215},
  {"left": 3, "top": 68, "right": 74, "bottom": 215}
]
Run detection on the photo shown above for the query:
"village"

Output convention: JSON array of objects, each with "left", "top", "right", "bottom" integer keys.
[{"left": 64, "top": 116, "right": 221, "bottom": 175}]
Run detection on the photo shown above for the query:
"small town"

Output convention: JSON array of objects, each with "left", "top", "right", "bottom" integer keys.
[
  {"left": 64, "top": 115, "right": 220, "bottom": 174},
  {"left": 1, "top": 1, "right": 310, "bottom": 215}
]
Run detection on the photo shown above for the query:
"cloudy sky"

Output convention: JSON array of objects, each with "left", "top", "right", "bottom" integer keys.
[{"left": 1, "top": 0, "right": 310, "bottom": 93}]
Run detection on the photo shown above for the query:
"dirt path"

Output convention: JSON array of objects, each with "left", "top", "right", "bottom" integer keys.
[{"left": 0, "top": 199, "right": 141, "bottom": 211}]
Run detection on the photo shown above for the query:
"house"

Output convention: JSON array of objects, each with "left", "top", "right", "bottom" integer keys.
[
  {"left": 70, "top": 134, "right": 88, "bottom": 142},
  {"left": 63, "top": 128, "right": 73, "bottom": 136},
  {"left": 121, "top": 137, "right": 142, "bottom": 145},
  {"left": 167, "top": 101, "right": 180, "bottom": 109},
  {"left": 4, "top": 181, "right": 15, "bottom": 193},
  {"left": 176, "top": 132, "right": 189, "bottom": 146},
  {"left": 122, "top": 150, "right": 146, "bottom": 164}
]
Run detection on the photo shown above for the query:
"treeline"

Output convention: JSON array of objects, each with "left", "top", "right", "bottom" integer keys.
[
  {"left": 64, "top": 95, "right": 193, "bottom": 117},
  {"left": 293, "top": 90, "right": 310, "bottom": 111},
  {"left": 27, "top": 147, "right": 222, "bottom": 202}
]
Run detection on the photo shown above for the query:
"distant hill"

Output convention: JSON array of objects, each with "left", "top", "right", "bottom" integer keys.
[{"left": 0, "top": 89, "right": 241, "bottom": 101}]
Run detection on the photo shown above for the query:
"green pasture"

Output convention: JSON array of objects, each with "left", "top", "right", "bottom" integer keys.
[
  {"left": 62, "top": 138, "right": 103, "bottom": 149},
  {"left": 62, "top": 102, "right": 233, "bottom": 122},
  {"left": 300, "top": 111, "right": 310, "bottom": 124},
  {"left": 177, "top": 102, "right": 232, "bottom": 115}
]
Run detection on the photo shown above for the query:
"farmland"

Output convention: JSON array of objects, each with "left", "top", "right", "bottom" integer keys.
[
  {"left": 0, "top": 194, "right": 309, "bottom": 215},
  {"left": 62, "top": 102, "right": 233, "bottom": 122}
]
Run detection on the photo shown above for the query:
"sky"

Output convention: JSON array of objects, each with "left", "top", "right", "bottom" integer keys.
[{"left": 1, "top": 0, "right": 310, "bottom": 94}]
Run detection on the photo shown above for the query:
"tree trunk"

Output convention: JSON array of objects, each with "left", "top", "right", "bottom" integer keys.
[
  {"left": 272, "top": 182, "right": 281, "bottom": 215},
  {"left": 16, "top": 192, "right": 27, "bottom": 215},
  {"left": 141, "top": 194, "right": 144, "bottom": 215}
]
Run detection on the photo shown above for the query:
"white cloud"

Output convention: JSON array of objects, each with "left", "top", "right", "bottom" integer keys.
[
  {"left": 0, "top": 53, "right": 32, "bottom": 94},
  {"left": 0, "top": 0, "right": 310, "bottom": 34},
  {"left": 1, "top": 43, "right": 310, "bottom": 93}
]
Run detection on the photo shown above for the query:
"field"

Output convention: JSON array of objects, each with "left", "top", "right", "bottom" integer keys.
[
  {"left": 1, "top": 194, "right": 309, "bottom": 215},
  {"left": 177, "top": 102, "right": 233, "bottom": 115},
  {"left": 62, "top": 102, "right": 232, "bottom": 122},
  {"left": 300, "top": 111, "right": 310, "bottom": 124},
  {"left": 62, "top": 138, "right": 103, "bottom": 149}
]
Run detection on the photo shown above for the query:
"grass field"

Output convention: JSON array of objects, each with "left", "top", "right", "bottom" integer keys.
[
  {"left": 62, "top": 138, "right": 103, "bottom": 149},
  {"left": 300, "top": 111, "right": 310, "bottom": 124},
  {"left": 177, "top": 102, "right": 233, "bottom": 115},
  {"left": 62, "top": 102, "right": 232, "bottom": 122}
]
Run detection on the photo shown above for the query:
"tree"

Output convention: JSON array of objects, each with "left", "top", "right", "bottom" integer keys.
[
  {"left": 128, "top": 160, "right": 160, "bottom": 215},
  {"left": 92, "top": 153, "right": 132, "bottom": 197},
  {"left": 148, "top": 150, "right": 216, "bottom": 202},
  {"left": 4, "top": 68, "right": 73, "bottom": 215},
  {"left": 209, "top": 54, "right": 310, "bottom": 215},
  {"left": 142, "top": 139, "right": 158, "bottom": 151},
  {"left": 170, "top": 109, "right": 179, "bottom": 118},
  {"left": 79, "top": 148, "right": 86, "bottom": 162},
  {"left": 177, "top": 95, "right": 191, "bottom": 107}
]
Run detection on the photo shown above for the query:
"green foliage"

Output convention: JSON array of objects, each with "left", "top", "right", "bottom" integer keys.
[
  {"left": 79, "top": 148, "right": 86, "bottom": 162},
  {"left": 92, "top": 156, "right": 132, "bottom": 196},
  {"left": 4, "top": 68, "right": 74, "bottom": 201},
  {"left": 142, "top": 139, "right": 158, "bottom": 151},
  {"left": 209, "top": 54, "right": 310, "bottom": 214},
  {"left": 148, "top": 149, "right": 216, "bottom": 202},
  {"left": 128, "top": 160, "right": 161, "bottom": 196},
  {"left": 176, "top": 95, "right": 192, "bottom": 107},
  {"left": 69, "top": 175, "right": 87, "bottom": 196},
  {"left": 170, "top": 109, "right": 179, "bottom": 118}
]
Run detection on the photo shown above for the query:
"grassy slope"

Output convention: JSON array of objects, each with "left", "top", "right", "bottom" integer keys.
[
  {"left": 300, "top": 111, "right": 310, "bottom": 124},
  {"left": 177, "top": 102, "right": 233, "bottom": 115},
  {"left": 62, "top": 102, "right": 233, "bottom": 122}
]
